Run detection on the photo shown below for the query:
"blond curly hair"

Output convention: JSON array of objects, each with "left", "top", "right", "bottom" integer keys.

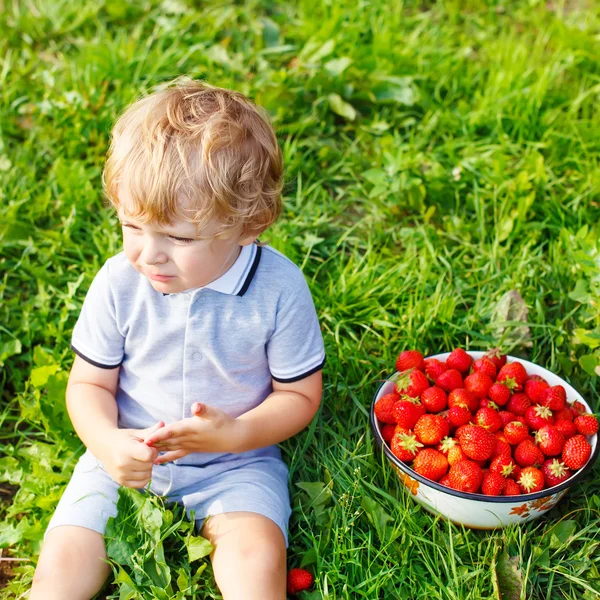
[{"left": 102, "top": 78, "right": 283, "bottom": 241}]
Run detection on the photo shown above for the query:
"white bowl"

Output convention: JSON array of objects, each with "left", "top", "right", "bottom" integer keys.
[{"left": 370, "top": 351, "right": 599, "bottom": 529}]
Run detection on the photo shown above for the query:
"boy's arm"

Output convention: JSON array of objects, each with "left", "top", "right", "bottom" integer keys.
[
  {"left": 144, "top": 370, "right": 323, "bottom": 460},
  {"left": 234, "top": 370, "right": 323, "bottom": 453},
  {"left": 66, "top": 355, "right": 162, "bottom": 487}
]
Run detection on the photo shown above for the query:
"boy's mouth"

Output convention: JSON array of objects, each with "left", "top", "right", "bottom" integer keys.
[{"left": 148, "top": 273, "right": 175, "bottom": 282}]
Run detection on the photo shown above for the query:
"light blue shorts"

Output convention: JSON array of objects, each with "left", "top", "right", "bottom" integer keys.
[{"left": 46, "top": 450, "right": 292, "bottom": 546}]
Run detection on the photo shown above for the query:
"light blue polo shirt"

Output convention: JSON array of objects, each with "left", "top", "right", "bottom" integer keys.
[{"left": 70, "top": 242, "right": 326, "bottom": 467}]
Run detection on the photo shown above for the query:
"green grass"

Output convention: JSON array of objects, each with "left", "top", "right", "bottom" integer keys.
[{"left": 2, "top": 0, "right": 600, "bottom": 598}]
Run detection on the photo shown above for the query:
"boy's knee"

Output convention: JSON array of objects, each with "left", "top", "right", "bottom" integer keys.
[
  {"left": 31, "top": 526, "right": 109, "bottom": 597},
  {"left": 233, "top": 533, "right": 286, "bottom": 575}
]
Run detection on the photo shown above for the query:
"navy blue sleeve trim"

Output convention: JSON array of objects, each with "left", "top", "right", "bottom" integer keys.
[
  {"left": 71, "top": 344, "right": 122, "bottom": 370},
  {"left": 271, "top": 356, "right": 326, "bottom": 384},
  {"left": 237, "top": 245, "right": 262, "bottom": 296}
]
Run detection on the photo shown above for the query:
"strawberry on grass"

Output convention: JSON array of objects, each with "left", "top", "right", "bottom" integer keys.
[{"left": 287, "top": 569, "right": 314, "bottom": 596}]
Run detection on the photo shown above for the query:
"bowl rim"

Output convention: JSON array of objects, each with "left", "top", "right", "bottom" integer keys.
[{"left": 370, "top": 352, "right": 600, "bottom": 503}]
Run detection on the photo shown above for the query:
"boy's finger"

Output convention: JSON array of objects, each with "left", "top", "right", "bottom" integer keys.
[
  {"left": 140, "top": 421, "right": 165, "bottom": 439},
  {"left": 133, "top": 443, "right": 159, "bottom": 463},
  {"left": 153, "top": 449, "right": 186, "bottom": 465},
  {"left": 144, "top": 425, "right": 181, "bottom": 446}
]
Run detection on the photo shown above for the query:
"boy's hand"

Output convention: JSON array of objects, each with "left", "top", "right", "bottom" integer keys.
[
  {"left": 143, "top": 403, "right": 242, "bottom": 464},
  {"left": 100, "top": 421, "right": 164, "bottom": 488}
]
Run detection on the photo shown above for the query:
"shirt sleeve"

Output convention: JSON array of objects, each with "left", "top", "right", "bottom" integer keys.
[
  {"left": 267, "top": 274, "right": 326, "bottom": 383},
  {"left": 70, "top": 261, "right": 125, "bottom": 369}
]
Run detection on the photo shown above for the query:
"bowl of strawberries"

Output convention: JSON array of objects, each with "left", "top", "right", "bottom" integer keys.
[{"left": 370, "top": 348, "right": 599, "bottom": 528}]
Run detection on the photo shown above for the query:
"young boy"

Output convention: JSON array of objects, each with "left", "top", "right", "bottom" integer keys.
[{"left": 30, "top": 79, "right": 325, "bottom": 600}]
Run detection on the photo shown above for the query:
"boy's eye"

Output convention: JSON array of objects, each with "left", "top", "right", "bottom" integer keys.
[{"left": 122, "top": 223, "right": 194, "bottom": 244}]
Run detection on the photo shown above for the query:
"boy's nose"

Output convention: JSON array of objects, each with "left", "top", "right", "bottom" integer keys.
[{"left": 140, "top": 240, "right": 168, "bottom": 265}]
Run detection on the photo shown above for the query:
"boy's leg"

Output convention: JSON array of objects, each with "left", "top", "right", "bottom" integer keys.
[
  {"left": 30, "top": 525, "right": 110, "bottom": 600},
  {"left": 201, "top": 512, "right": 287, "bottom": 600}
]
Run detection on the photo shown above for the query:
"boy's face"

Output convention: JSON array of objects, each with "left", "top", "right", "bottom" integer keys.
[{"left": 117, "top": 196, "right": 250, "bottom": 294}]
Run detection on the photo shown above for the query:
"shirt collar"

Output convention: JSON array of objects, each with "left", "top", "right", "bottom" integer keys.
[{"left": 162, "top": 242, "right": 261, "bottom": 297}]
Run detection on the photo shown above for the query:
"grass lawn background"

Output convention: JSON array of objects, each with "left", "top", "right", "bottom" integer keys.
[{"left": 1, "top": 0, "right": 600, "bottom": 598}]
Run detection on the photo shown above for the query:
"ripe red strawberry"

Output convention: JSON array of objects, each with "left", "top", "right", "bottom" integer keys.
[
  {"left": 437, "top": 436, "right": 458, "bottom": 455},
  {"left": 395, "top": 369, "right": 430, "bottom": 398},
  {"left": 554, "top": 407, "right": 574, "bottom": 422},
  {"left": 421, "top": 386, "right": 447, "bottom": 413},
  {"left": 446, "top": 348, "right": 473, "bottom": 373},
  {"left": 506, "top": 393, "right": 531, "bottom": 416},
  {"left": 504, "top": 421, "right": 530, "bottom": 445},
  {"left": 489, "top": 383, "right": 511, "bottom": 406},
  {"left": 539, "top": 385, "right": 567, "bottom": 411},
  {"left": 514, "top": 439, "right": 544, "bottom": 467},
  {"left": 456, "top": 424, "right": 497, "bottom": 461},
  {"left": 572, "top": 401, "right": 587, "bottom": 415},
  {"left": 392, "top": 397, "right": 426, "bottom": 429},
  {"left": 518, "top": 466, "right": 544, "bottom": 493},
  {"left": 447, "top": 460, "right": 484, "bottom": 493},
  {"left": 448, "top": 388, "right": 478, "bottom": 412},
  {"left": 479, "top": 399, "right": 499, "bottom": 411},
  {"left": 471, "top": 357, "right": 497, "bottom": 379},
  {"left": 391, "top": 430, "right": 424, "bottom": 462},
  {"left": 524, "top": 376, "right": 549, "bottom": 403},
  {"left": 490, "top": 455, "right": 517, "bottom": 478},
  {"left": 287, "top": 568, "right": 314, "bottom": 595},
  {"left": 381, "top": 424, "right": 396, "bottom": 444},
  {"left": 525, "top": 405, "right": 555, "bottom": 430},
  {"left": 503, "top": 479, "right": 521, "bottom": 495},
  {"left": 497, "top": 362, "right": 528, "bottom": 391},
  {"left": 495, "top": 431, "right": 509, "bottom": 443},
  {"left": 374, "top": 393, "right": 399, "bottom": 424},
  {"left": 448, "top": 405, "right": 472, "bottom": 427},
  {"left": 439, "top": 474, "right": 451, "bottom": 487},
  {"left": 424, "top": 358, "right": 448, "bottom": 381},
  {"left": 447, "top": 444, "right": 467, "bottom": 465},
  {"left": 535, "top": 426, "right": 565, "bottom": 457},
  {"left": 414, "top": 414, "right": 450, "bottom": 446},
  {"left": 436, "top": 369, "right": 463, "bottom": 392},
  {"left": 475, "top": 407, "right": 503, "bottom": 433},
  {"left": 464, "top": 372, "right": 493, "bottom": 400},
  {"left": 555, "top": 420, "right": 577, "bottom": 439},
  {"left": 412, "top": 448, "right": 449, "bottom": 481},
  {"left": 562, "top": 434, "right": 592, "bottom": 470},
  {"left": 396, "top": 350, "right": 425, "bottom": 373},
  {"left": 482, "top": 472, "right": 506, "bottom": 496},
  {"left": 574, "top": 414, "right": 599, "bottom": 436},
  {"left": 492, "top": 438, "right": 512, "bottom": 459},
  {"left": 484, "top": 348, "right": 507, "bottom": 371},
  {"left": 499, "top": 410, "right": 518, "bottom": 426},
  {"left": 541, "top": 458, "right": 572, "bottom": 487}
]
